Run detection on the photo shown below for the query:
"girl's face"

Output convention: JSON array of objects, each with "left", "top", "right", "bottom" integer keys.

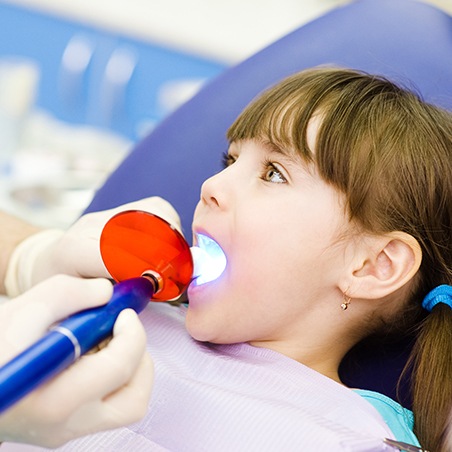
[{"left": 187, "top": 131, "right": 354, "bottom": 353}]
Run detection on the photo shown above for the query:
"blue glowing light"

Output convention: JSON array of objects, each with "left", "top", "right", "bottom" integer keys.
[{"left": 191, "top": 234, "right": 227, "bottom": 285}]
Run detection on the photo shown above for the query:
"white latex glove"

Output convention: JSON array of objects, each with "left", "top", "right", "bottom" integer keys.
[
  {"left": 0, "top": 275, "right": 153, "bottom": 448},
  {"left": 5, "top": 197, "right": 182, "bottom": 297}
]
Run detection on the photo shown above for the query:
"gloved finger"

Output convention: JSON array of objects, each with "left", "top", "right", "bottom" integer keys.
[
  {"left": 51, "top": 214, "right": 109, "bottom": 279},
  {"left": 64, "top": 352, "right": 153, "bottom": 435},
  {"left": 51, "top": 196, "right": 181, "bottom": 280},
  {"left": 85, "top": 196, "right": 181, "bottom": 230},
  {"left": 1, "top": 276, "right": 113, "bottom": 354},
  {"left": 88, "top": 196, "right": 182, "bottom": 237},
  {"left": 36, "top": 309, "right": 150, "bottom": 411},
  {"left": 24, "top": 275, "right": 113, "bottom": 321},
  {"left": 100, "top": 308, "right": 153, "bottom": 424},
  {"left": 102, "top": 351, "right": 153, "bottom": 424},
  {"left": 118, "top": 197, "right": 183, "bottom": 233}
]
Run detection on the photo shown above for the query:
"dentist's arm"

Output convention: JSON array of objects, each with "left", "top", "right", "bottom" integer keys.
[
  {"left": 0, "top": 276, "right": 153, "bottom": 448},
  {"left": 0, "top": 211, "right": 41, "bottom": 294}
]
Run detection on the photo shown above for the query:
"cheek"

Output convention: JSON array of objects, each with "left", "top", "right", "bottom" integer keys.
[
  {"left": 234, "top": 225, "right": 337, "bottom": 302},
  {"left": 227, "top": 238, "right": 303, "bottom": 306}
]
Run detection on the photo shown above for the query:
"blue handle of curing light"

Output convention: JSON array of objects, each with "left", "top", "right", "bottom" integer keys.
[{"left": 0, "top": 277, "right": 154, "bottom": 414}]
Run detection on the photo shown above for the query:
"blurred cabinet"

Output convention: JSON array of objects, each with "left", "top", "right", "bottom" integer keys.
[{"left": 0, "top": 2, "right": 227, "bottom": 141}]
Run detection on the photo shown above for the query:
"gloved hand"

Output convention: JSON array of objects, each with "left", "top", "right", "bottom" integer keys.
[
  {"left": 4, "top": 197, "right": 182, "bottom": 297},
  {"left": 0, "top": 275, "right": 153, "bottom": 448}
]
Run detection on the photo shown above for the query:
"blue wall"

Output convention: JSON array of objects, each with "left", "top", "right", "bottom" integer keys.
[{"left": 0, "top": 3, "right": 227, "bottom": 141}]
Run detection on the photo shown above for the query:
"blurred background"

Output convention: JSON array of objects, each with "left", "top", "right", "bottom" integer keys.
[{"left": 0, "top": 0, "right": 450, "bottom": 228}]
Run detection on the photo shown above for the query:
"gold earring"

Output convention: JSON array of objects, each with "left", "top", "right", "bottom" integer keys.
[{"left": 341, "top": 294, "right": 351, "bottom": 311}]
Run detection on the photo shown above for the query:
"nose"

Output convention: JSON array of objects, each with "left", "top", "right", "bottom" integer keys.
[{"left": 199, "top": 168, "right": 230, "bottom": 210}]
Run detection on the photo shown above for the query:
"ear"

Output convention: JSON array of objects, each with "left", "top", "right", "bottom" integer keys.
[{"left": 344, "top": 231, "right": 422, "bottom": 300}]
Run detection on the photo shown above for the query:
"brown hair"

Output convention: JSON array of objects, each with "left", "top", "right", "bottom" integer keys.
[{"left": 227, "top": 67, "right": 452, "bottom": 451}]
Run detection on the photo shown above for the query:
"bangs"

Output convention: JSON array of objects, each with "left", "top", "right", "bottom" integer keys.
[
  {"left": 227, "top": 70, "right": 323, "bottom": 162},
  {"left": 226, "top": 67, "right": 422, "bottom": 232}
]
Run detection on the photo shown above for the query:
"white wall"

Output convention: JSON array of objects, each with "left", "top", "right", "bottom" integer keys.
[
  {"left": 4, "top": 0, "right": 452, "bottom": 63},
  {"left": 2, "top": 0, "right": 354, "bottom": 63}
]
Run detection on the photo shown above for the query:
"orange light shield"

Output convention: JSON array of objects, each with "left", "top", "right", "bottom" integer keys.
[{"left": 100, "top": 210, "right": 193, "bottom": 301}]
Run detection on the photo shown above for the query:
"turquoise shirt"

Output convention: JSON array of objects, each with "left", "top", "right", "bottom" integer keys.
[{"left": 355, "top": 389, "right": 421, "bottom": 447}]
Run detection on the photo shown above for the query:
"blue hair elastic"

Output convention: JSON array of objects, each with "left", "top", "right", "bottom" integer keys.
[{"left": 422, "top": 285, "right": 452, "bottom": 312}]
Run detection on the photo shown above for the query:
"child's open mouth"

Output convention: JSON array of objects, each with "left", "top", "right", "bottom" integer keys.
[{"left": 191, "top": 234, "right": 227, "bottom": 285}]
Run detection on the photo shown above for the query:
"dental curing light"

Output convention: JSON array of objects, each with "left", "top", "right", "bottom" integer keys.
[
  {"left": 99, "top": 210, "right": 226, "bottom": 289},
  {"left": 0, "top": 211, "right": 227, "bottom": 413},
  {"left": 191, "top": 234, "right": 227, "bottom": 285},
  {"left": 0, "top": 211, "right": 194, "bottom": 414}
]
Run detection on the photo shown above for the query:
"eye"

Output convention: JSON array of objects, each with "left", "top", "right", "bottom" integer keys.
[
  {"left": 221, "top": 151, "right": 236, "bottom": 169},
  {"left": 261, "top": 160, "right": 287, "bottom": 184}
]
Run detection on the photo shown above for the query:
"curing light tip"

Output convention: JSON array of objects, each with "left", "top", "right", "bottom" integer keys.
[{"left": 191, "top": 234, "right": 227, "bottom": 285}]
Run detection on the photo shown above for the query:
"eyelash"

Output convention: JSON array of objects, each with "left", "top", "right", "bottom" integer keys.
[
  {"left": 221, "top": 151, "right": 235, "bottom": 168},
  {"left": 261, "top": 158, "right": 287, "bottom": 184},
  {"left": 221, "top": 152, "right": 287, "bottom": 184}
]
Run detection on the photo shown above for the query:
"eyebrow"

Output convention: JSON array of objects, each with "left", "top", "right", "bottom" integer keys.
[
  {"left": 261, "top": 139, "right": 290, "bottom": 156},
  {"left": 260, "top": 138, "right": 319, "bottom": 181},
  {"left": 261, "top": 139, "right": 303, "bottom": 163}
]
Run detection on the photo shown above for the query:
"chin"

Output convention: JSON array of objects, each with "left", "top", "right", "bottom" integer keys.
[
  {"left": 185, "top": 317, "right": 243, "bottom": 345},
  {"left": 185, "top": 311, "right": 213, "bottom": 342},
  {"left": 185, "top": 312, "right": 231, "bottom": 344},
  {"left": 186, "top": 326, "right": 218, "bottom": 343}
]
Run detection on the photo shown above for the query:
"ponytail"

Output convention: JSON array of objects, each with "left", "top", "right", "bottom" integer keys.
[{"left": 409, "top": 286, "right": 452, "bottom": 451}]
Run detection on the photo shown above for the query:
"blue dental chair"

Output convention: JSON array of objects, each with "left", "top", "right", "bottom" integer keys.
[{"left": 85, "top": 0, "right": 452, "bottom": 405}]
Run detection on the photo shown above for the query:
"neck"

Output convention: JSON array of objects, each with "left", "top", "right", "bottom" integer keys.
[
  {"left": 250, "top": 337, "right": 352, "bottom": 385},
  {"left": 249, "top": 308, "right": 364, "bottom": 385}
]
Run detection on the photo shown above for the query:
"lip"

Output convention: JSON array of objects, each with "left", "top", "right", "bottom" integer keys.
[
  {"left": 190, "top": 229, "right": 227, "bottom": 287},
  {"left": 191, "top": 226, "right": 215, "bottom": 248}
]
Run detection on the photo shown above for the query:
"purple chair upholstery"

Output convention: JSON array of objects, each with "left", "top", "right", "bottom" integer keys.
[{"left": 85, "top": 0, "right": 452, "bottom": 405}]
